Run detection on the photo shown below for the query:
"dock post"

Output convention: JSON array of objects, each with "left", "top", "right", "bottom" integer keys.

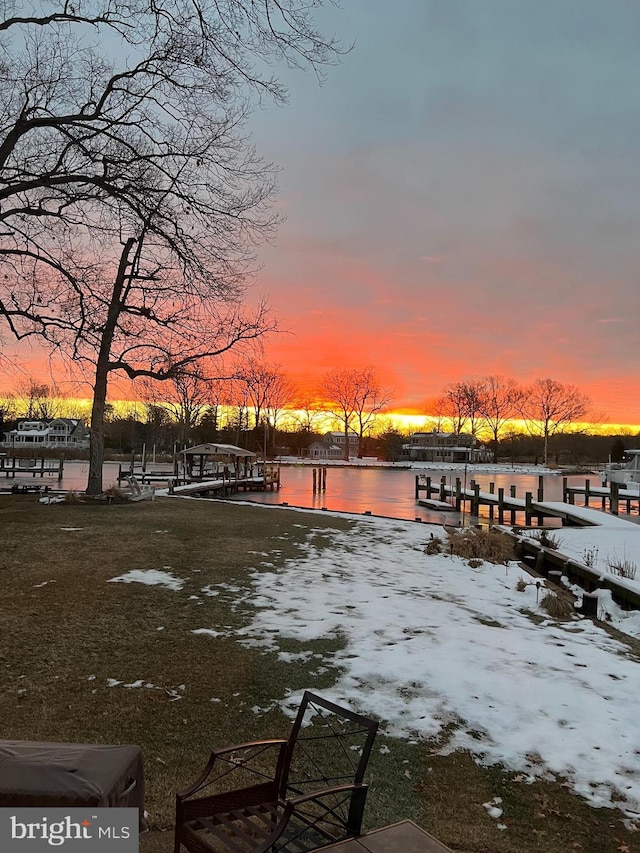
[
  {"left": 525, "top": 492, "right": 532, "bottom": 526},
  {"left": 414, "top": 475, "right": 419, "bottom": 499},
  {"left": 440, "top": 476, "right": 446, "bottom": 502},
  {"left": 510, "top": 485, "right": 517, "bottom": 524},
  {"left": 562, "top": 477, "right": 568, "bottom": 502},
  {"left": 610, "top": 482, "right": 619, "bottom": 516},
  {"left": 426, "top": 476, "right": 431, "bottom": 498},
  {"left": 584, "top": 479, "right": 590, "bottom": 508},
  {"left": 471, "top": 482, "right": 480, "bottom": 517},
  {"left": 40, "top": 456, "right": 45, "bottom": 478},
  {"left": 488, "top": 482, "right": 495, "bottom": 521},
  {"left": 322, "top": 467, "right": 327, "bottom": 492},
  {"left": 498, "top": 487, "right": 504, "bottom": 524},
  {"left": 537, "top": 475, "right": 544, "bottom": 503},
  {"left": 312, "top": 468, "right": 317, "bottom": 493},
  {"left": 455, "top": 478, "right": 461, "bottom": 511}
]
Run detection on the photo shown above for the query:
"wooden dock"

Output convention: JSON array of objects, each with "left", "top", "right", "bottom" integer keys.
[
  {"left": 415, "top": 474, "right": 640, "bottom": 526},
  {"left": 0, "top": 456, "right": 64, "bottom": 480},
  {"left": 169, "top": 468, "right": 280, "bottom": 497}
]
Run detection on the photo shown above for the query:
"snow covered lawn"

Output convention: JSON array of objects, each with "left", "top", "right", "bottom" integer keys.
[{"left": 228, "top": 512, "right": 640, "bottom": 822}]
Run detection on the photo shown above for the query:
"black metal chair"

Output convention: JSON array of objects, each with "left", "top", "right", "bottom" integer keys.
[{"left": 174, "top": 691, "right": 379, "bottom": 853}]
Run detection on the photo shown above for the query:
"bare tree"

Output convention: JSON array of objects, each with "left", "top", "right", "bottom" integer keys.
[
  {"left": 0, "top": 1, "right": 343, "bottom": 492},
  {"left": 291, "top": 395, "right": 325, "bottom": 434},
  {"left": 477, "top": 375, "right": 524, "bottom": 461},
  {"left": 234, "top": 359, "right": 293, "bottom": 429},
  {"left": 139, "top": 372, "right": 213, "bottom": 445},
  {"left": 518, "top": 378, "right": 590, "bottom": 465},
  {"left": 17, "top": 378, "right": 62, "bottom": 419},
  {"left": 321, "top": 367, "right": 390, "bottom": 460},
  {"left": 437, "top": 383, "right": 470, "bottom": 434},
  {"left": 351, "top": 367, "right": 391, "bottom": 457},
  {"left": 437, "top": 381, "right": 482, "bottom": 436}
]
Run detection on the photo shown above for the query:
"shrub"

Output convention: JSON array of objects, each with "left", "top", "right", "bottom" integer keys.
[
  {"left": 468, "top": 558, "right": 483, "bottom": 568},
  {"left": 607, "top": 557, "right": 637, "bottom": 581},
  {"left": 424, "top": 536, "right": 443, "bottom": 555},
  {"left": 446, "top": 528, "right": 515, "bottom": 564},
  {"left": 529, "top": 529, "right": 563, "bottom": 550},
  {"left": 540, "top": 591, "right": 575, "bottom": 619},
  {"left": 516, "top": 578, "right": 528, "bottom": 592}
]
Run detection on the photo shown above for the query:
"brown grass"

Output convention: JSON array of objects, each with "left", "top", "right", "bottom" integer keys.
[
  {"left": 1, "top": 495, "right": 637, "bottom": 853},
  {"left": 447, "top": 528, "right": 515, "bottom": 563},
  {"left": 540, "top": 591, "right": 576, "bottom": 620}
]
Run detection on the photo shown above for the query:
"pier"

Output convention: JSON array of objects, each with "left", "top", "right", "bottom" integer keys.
[
  {"left": 415, "top": 474, "right": 640, "bottom": 526},
  {"left": 0, "top": 455, "right": 64, "bottom": 481},
  {"left": 169, "top": 465, "right": 280, "bottom": 497}
]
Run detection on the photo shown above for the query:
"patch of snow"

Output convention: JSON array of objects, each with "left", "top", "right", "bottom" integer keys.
[
  {"left": 483, "top": 797, "right": 503, "bottom": 820},
  {"left": 236, "top": 514, "right": 640, "bottom": 817},
  {"left": 192, "top": 628, "right": 225, "bottom": 638},
  {"left": 107, "top": 569, "right": 186, "bottom": 590}
]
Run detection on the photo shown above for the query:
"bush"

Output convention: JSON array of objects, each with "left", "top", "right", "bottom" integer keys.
[
  {"left": 540, "top": 591, "right": 575, "bottom": 619},
  {"left": 607, "top": 557, "right": 637, "bottom": 581},
  {"left": 529, "top": 529, "right": 563, "bottom": 550},
  {"left": 446, "top": 528, "right": 515, "bottom": 564},
  {"left": 424, "top": 536, "right": 443, "bottom": 555}
]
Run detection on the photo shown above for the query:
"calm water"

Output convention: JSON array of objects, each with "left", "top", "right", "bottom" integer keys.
[
  {"left": 234, "top": 465, "right": 590, "bottom": 525},
  {"left": 47, "top": 461, "right": 591, "bottom": 525}
]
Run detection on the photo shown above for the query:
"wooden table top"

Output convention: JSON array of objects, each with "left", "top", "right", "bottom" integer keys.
[{"left": 319, "top": 820, "right": 453, "bottom": 853}]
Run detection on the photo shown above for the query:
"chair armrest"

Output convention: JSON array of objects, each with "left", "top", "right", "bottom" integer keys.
[
  {"left": 211, "top": 738, "right": 287, "bottom": 758},
  {"left": 177, "top": 739, "right": 288, "bottom": 800}
]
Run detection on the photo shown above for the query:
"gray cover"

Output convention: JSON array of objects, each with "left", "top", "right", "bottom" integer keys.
[{"left": 0, "top": 740, "right": 146, "bottom": 829}]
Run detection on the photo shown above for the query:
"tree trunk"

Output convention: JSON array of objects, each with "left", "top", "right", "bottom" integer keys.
[
  {"left": 343, "top": 419, "right": 350, "bottom": 461},
  {"left": 544, "top": 429, "right": 549, "bottom": 467},
  {"left": 87, "top": 365, "right": 109, "bottom": 495},
  {"left": 86, "top": 237, "right": 137, "bottom": 495}
]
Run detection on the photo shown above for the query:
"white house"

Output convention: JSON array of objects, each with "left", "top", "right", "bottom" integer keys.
[{"left": 3, "top": 418, "right": 90, "bottom": 449}]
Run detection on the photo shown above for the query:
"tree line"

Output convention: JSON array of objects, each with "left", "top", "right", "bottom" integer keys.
[{"left": 1, "top": 370, "right": 633, "bottom": 467}]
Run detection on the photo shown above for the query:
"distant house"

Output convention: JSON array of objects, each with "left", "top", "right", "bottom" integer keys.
[
  {"left": 306, "top": 431, "right": 360, "bottom": 460},
  {"left": 2, "top": 418, "right": 90, "bottom": 450},
  {"left": 403, "top": 431, "right": 491, "bottom": 463}
]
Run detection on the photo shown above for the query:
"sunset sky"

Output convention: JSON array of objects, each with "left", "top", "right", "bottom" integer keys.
[
  {"left": 246, "top": 0, "right": 640, "bottom": 423},
  {"left": 2, "top": 1, "right": 640, "bottom": 425}
]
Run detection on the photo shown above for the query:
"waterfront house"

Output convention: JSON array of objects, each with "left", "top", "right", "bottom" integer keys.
[
  {"left": 306, "top": 431, "right": 360, "bottom": 460},
  {"left": 2, "top": 418, "right": 90, "bottom": 449},
  {"left": 403, "top": 431, "right": 491, "bottom": 463}
]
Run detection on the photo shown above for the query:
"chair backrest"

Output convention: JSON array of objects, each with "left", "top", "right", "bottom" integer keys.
[{"left": 279, "top": 691, "right": 378, "bottom": 799}]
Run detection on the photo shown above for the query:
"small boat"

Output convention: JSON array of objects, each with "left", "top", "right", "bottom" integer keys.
[{"left": 601, "top": 450, "right": 640, "bottom": 488}]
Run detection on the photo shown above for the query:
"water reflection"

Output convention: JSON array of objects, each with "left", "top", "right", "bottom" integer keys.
[
  {"left": 238, "top": 465, "right": 589, "bottom": 525},
  {"left": 50, "top": 461, "right": 592, "bottom": 526}
]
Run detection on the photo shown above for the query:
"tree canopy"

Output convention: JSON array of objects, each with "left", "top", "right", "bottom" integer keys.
[{"left": 0, "top": 0, "right": 342, "bottom": 491}]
